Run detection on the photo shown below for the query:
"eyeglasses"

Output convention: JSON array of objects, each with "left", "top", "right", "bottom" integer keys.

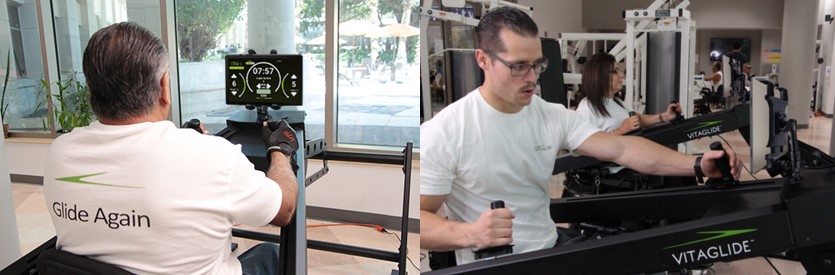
[
  {"left": 485, "top": 50, "right": 548, "bottom": 77},
  {"left": 610, "top": 68, "right": 625, "bottom": 74}
]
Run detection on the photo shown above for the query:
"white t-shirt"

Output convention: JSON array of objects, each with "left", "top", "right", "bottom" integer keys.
[
  {"left": 420, "top": 89, "right": 600, "bottom": 265},
  {"left": 574, "top": 97, "right": 633, "bottom": 133},
  {"left": 712, "top": 71, "right": 725, "bottom": 97},
  {"left": 44, "top": 121, "right": 282, "bottom": 275}
]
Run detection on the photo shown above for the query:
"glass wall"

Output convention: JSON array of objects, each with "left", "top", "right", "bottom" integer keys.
[
  {"left": 174, "top": 0, "right": 421, "bottom": 150},
  {"left": 45, "top": 0, "right": 161, "bottom": 133},
  {"left": 6, "top": 0, "right": 418, "bottom": 151},
  {"left": 335, "top": 0, "right": 420, "bottom": 148},
  {"left": 1, "top": 0, "right": 45, "bottom": 133},
  {"left": 174, "top": 0, "right": 326, "bottom": 142}
]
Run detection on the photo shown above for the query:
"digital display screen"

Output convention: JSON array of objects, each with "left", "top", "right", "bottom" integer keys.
[{"left": 225, "top": 54, "right": 303, "bottom": 106}]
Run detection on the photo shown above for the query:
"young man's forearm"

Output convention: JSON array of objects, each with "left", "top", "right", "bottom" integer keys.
[
  {"left": 614, "top": 136, "right": 696, "bottom": 176},
  {"left": 420, "top": 210, "right": 475, "bottom": 252}
]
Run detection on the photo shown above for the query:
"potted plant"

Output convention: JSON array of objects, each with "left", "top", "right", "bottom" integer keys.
[
  {"left": 37, "top": 72, "right": 94, "bottom": 133},
  {"left": 1, "top": 50, "right": 11, "bottom": 138}
]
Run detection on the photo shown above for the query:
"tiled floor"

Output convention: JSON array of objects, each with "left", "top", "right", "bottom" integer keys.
[
  {"left": 420, "top": 115, "right": 832, "bottom": 274},
  {"left": 10, "top": 182, "right": 420, "bottom": 274}
]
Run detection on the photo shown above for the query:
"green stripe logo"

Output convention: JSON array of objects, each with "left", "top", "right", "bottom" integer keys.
[
  {"left": 664, "top": 229, "right": 757, "bottom": 249},
  {"left": 55, "top": 172, "right": 143, "bottom": 189},
  {"left": 686, "top": 121, "right": 723, "bottom": 132}
]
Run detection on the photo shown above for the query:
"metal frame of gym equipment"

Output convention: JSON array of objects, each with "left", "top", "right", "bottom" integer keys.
[
  {"left": 419, "top": 0, "right": 533, "bottom": 121},
  {"left": 545, "top": 0, "right": 701, "bottom": 153}
]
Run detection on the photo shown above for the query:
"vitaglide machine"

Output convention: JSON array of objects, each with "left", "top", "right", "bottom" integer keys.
[{"left": 426, "top": 80, "right": 835, "bottom": 274}]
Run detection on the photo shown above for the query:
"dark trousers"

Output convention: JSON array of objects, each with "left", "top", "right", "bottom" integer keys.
[{"left": 239, "top": 243, "right": 281, "bottom": 275}]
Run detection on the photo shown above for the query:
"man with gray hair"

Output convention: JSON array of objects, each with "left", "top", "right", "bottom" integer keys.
[{"left": 43, "top": 22, "right": 298, "bottom": 274}]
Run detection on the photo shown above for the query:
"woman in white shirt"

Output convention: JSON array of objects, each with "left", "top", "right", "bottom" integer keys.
[
  {"left": 575, "top": 53, "right": 680, "bottom": 135},
  {"left": 567, "top": 53, "right": 685, "bottom": 196}
]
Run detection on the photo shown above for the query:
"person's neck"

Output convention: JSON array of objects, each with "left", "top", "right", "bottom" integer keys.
[
  {"left": 99, "top": 113, "right": 165, "bottom": 125},
  {"left": 99, "top": 116, "right": 162, "bottom": 125},
  {"left": 479, "top": 85, "right": 523, "bottom": 114}
]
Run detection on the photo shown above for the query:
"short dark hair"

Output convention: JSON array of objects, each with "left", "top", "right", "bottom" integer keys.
[
  {"left": 476, "top": 7, "right": 538, "bottom": 53},
  {"left": 580, "top": 53, "right": 617, "bottom": 117},
  {"left": 732, "top": 41, "right": 742, "bottom": 50},
  {"left": 83, "top": 22, "right": 169, "bottom": 120}
]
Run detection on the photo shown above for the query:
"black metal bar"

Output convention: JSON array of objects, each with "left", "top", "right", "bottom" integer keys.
[
  {"left": 278, "top": 215, "right": 296, "bottom": 275},
  {"left": 232, "top": 228, "right": 282, "bottom": 243},
  {"left": 305, "top": 138, "right": 327, "bottom": 158},
  {"left": 308, "top": 239, "right": 400, "bottom": 262},
  {"left": 311, "top": 150, "right": 405, "bottom": 165},
  {"left": 305, "top": 166, "right": 330, "bottom": 187},
  {"left": 398, "top": 142, "right": 413, "bottom": 275},
  {"left": 232, "top": 228, "right": 403, "bottom": 263},
  {"left": 425, "top": 206, "right": 794, "bottom": 275}
]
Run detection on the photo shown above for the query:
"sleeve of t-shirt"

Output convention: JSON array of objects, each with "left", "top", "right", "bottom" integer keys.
[
  {"left": 561, "top": 107, "right": 601, "bottom": 151},
  {"left": 420, "top": 121, "right": 457, "bottom": 196},
  {"left": 226, "top": 146, "right": 283, "bottom": 226},
  {"left": 573, "top": 99, "right": 605, "bottom": 130}
]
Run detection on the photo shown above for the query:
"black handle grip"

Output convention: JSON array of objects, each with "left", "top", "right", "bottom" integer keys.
[
  {"left": 628, "top": 111, "right": 636, "bottom": 117},
  {"left": 670, "top": 100, "right": 684, "bottom": 122},
  {"left": 474, "top": 200, "right": 513, "bottom": 260},
  {"left": 709, "top": 142, "right": 733, "bottom": 182},
  {"left": 182, "top": 118, "right": 202, "bottom": 133}
]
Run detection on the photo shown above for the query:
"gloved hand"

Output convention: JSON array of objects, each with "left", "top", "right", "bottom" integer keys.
[{"left": 262, "top": 119, "right": 299, "bottom": 158}]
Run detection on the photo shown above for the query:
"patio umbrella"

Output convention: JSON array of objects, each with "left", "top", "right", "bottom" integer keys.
[
  {"left": 305, "top": 34, "right": 347, "bottom": 45},
  {"left": 368, "top": 23, "right": 420, "bottom": 82},
  {"left": 338, "top": 20, "right": 377, "bottom": 36},
  {"left": 338, "top": 20, "right": 377, "bottom": 66},
  {"left": 367, "top": 23, "right": 419, "bottom": 38}
]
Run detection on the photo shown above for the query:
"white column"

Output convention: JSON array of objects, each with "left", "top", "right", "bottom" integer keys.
[
  {"left": 20, "top": 1, "right": 43, "bottom": 79},
  {"left": 0, "top": 125, "right": 21, "bottom": 268},
  {"left": 53, "top": 0, "right": 84, "bottom": 74},
  {"left": 780, "top": 0, "right": 818, "bottom": 126},
  {"left": 247, "top": 0, "right": 295, "bottom": 54},
  {"left": 825, "top": 0, "right": 835, "bottom": 115},
  {"left": 126, "top": 0, "right": 161, "bottom": 37},
  {"left": 0, "top": 3, "right": 12, "bottom": 56}
]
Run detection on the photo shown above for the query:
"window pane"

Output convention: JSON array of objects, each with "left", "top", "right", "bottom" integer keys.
[
  {"left": 2, "top": 1, "right": 46, "bottom": 133},
  {"left": 297, "top": 0, "right": 326, "bottom": 141},
  {"left": 336, "top": 0, "right": 420, "bottom": 148},
  {"left": 49, "top": 0, "right": 160, "bottom": 132},
  {"left": 175, "top": 0, "right": 325, "bottom": 142}
]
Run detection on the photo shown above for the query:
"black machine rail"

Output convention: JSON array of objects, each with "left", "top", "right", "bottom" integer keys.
[
  {"left": 553, "top": 103, "right": 750, "bottom": 175},
  {"left": 425, "top": 165, "right": 835, "bottom": 274}
]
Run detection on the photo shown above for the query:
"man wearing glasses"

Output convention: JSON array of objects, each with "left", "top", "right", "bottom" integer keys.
[{"left": 420, "top": 6, "right": 740, "bottom": 266}]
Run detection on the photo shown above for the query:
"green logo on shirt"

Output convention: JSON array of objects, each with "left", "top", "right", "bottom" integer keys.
[
  {"left": 56, "top": 172, "right": 143, "bottom": 189},
  {"left": 534, "top": 145, "right": 552, "bottom": 152}
]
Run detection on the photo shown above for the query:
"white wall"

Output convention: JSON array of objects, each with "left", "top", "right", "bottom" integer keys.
[
  {"left": 5, "top": 141, "right": 50, "bottom": 176},
  {"left": 517, "top": 0, "right": 585, "bottom": 38},
  {"left": 5, "top": 142, "right": 419, "bottom": 220},
  {"left": 582, "top": 0, "right": 784, "bottom": 30},
  {"left": 0, "top": 136, "right": 21, "bottom": 271},
  {"left": 761, "top": 29, "right": 783, "bottom": 73},
  {"left": 695, "top": 30, "right": 763, "bottom": 75},
  {"left": 306, "top": 159, "right": 419, "bottom": 219}
]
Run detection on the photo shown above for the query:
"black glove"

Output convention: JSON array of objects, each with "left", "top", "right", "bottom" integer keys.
[
  {"left": 182, "top": 118, "right": 203, "bottom": 134},
  {"left": 262, "top": 119, "right": 299, "bottom": 157}
]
